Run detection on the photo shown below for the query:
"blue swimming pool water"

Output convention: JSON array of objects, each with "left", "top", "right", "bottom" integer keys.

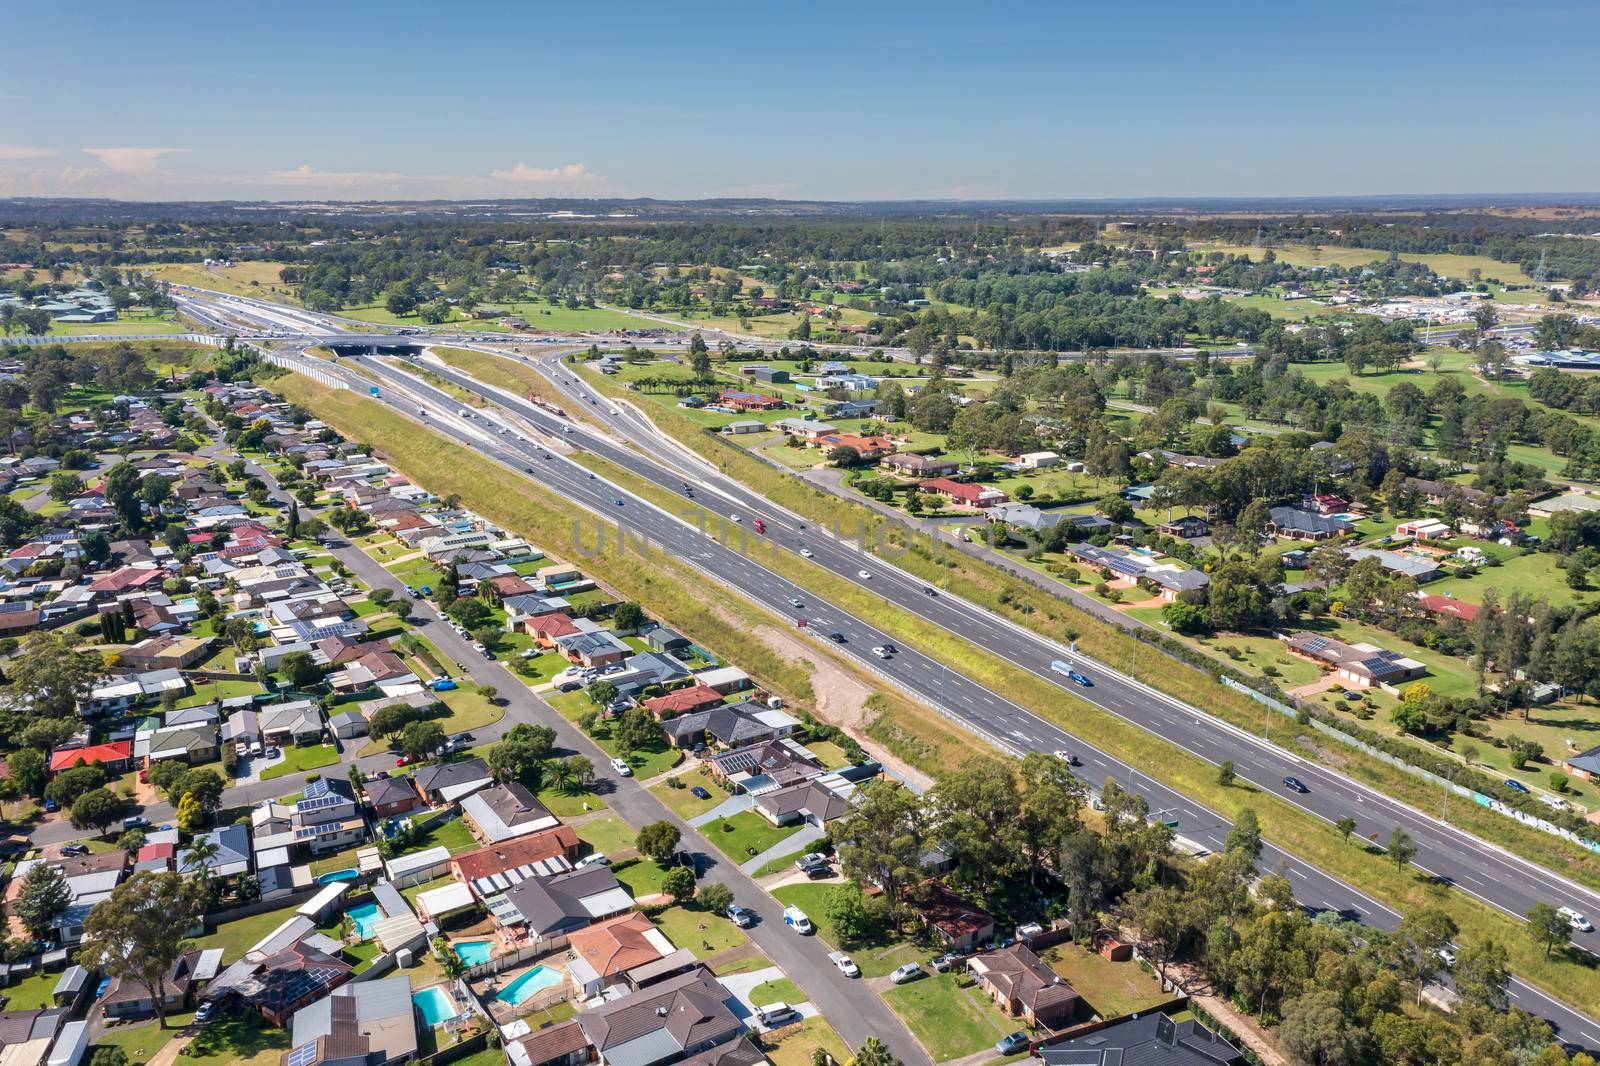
[
  {"left": 413, "top": 986, "right": 456, "bottom": 1026},
  {"left": 316, "top": 868, "right": 359, "bottom": 885},
  {"left": 347, "top": 901, "right": 382, "bottom": 940},
  {"left": 496, "top": 965, "right": 563, "bottom": 1005},
  {"left": 454, "top": 941, "right": 493, "bottom": 968}
]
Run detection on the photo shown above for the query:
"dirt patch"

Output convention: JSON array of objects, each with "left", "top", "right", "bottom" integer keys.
[{"left": 721, "top": 606, "right": 933, "bottom": 791}]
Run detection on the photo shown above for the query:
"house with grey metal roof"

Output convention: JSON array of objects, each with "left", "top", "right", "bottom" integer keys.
[
  {"left": 575, "top": 966, "right": 744, "bottom": 1066},
  {"left": 287, "top": 973, "right": 418, "bottom": 1066},
  {"left": 1040, "top": 1012, "right": 1241, "bottom": 1065}
]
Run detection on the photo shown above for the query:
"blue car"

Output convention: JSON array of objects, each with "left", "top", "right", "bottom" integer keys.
[
  {"left": 1066, "top": 670, "right": 1092, "bottom": 687},
  {"left": 1504, "top": 779, "right": 1531, "bottom": 794},
  {"left": 429, "top": 678, "right": 459, "bottom": 692},
  {"left": 691, "top": 786, "right": 712, "bottom": 800}
]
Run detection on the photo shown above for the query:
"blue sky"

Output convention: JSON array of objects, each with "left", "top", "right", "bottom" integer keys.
[{"left": 3, "top": 1, "right": 1596, "bottom": 201}]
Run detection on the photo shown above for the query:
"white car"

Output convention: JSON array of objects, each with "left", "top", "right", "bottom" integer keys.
[
  {"left": 890, "top": 963, "right": 924, "bottom": 984},
  {"left": 857, "top": 570, "right": 872, "bottom": 580},
  {"left": 575, "top": 853, "right": 610, "bottom": 868},
  {"left": 787, "top": 597, "right": 804, "bottom": 609},
  {"left": 799, "top": 548, "right": 814, "bottom": 558},
  {"left": 1559, "top": 906, "right": 1594, "bottom": 932},
  {"left": 871, "top": 646, "right": 891, "bottom": 659},
  {"left": 730, "top": 514, "right": 743, "bottom": 523},
  {"left": 829, "top": 951, "right": 860, "bottom": 978},
  {"left": 610, "top": 757, "right": 634, "bottom": 778}
]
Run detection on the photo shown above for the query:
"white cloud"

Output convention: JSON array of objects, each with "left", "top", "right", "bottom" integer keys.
[
  {"left": 82, "top": 147, "right": 185, "bottom": 176},
  {"left": 266, "top": 164, "right": 410, "bottom": 187},
  {"left": 0, "top": 145, "right": 56, "bottom": 162},
  {"left": 489, "top": 162, "right": 600, "bottom": 184}
]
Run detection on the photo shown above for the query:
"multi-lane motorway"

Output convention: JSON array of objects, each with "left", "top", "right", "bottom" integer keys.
[{"left": 180, "top": 289, "right": 1600, "bottom": 1046}]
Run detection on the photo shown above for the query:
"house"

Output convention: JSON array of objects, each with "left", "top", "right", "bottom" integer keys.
[
  {"left": 814, "top": 432, "right": 895, "bottom": 461},
  {"left": 450, "top": 825, "right": 581, "bottom": 899},
  {"left": 880, "top": 453, "right": 959, "bottom": 478},
  {"left": 565, "top": 911, "right": 681, "bottom": 997},
  {"left": 1405, "top": 477, "right": 1492, "bottom": 507},
  {"left": 1039, "top": 1013, "right": 1242, "bottom": 1066},
  {"left": 101, "top": 950, "right": 208, "bottom": 1020},
  {"left": 1397, "top": 518, "right": 1452, "bottom": 541},
  {"left": 119, "top": 636, "right": 213, "bottom": 672},
  {"left": 80, "top": 669, "right": 188, "bottom": 716},
  {"left": 490, "top": 865, "right": 634, "bottom": 943},
  {"left": 1283, "top": 632, "right": 1426, "bottom": 690},
  {"left": 707, "top": 739, "right": 822, "bottom": 791},
  {"left": 329, "top": 711, "right": 368, "bottom": 740},
  {"left": 574, "top": 967, "right": 744, "bottom": 1066},
  {"left": 1156, "top": 515, "right": 1210, "bottom": 539},
  {"left": 506, "top": 1021, "right": 592, "bottom": 1066},
  {"left": 1415, "top": 593, "right": 1480, "bottom": 623},
  {"left": 1562, "top": 745, "right": 1600, "bottom": 783},
  {"left": 232, "top": 942, "right": 353, "bottom": 1027},
  {"left": 460, "top": 783, "right": 560, "bottom": 844},
  {"left": 772, "top": 418, "right": 836, "bottom": 439},
  {"left": 642, "top": 684, "right": 725, "bottom": 720},
  {"left": 753, "top": 773, "right": 856, "bottom": 828},
  {"left": 1015, "top": 451, "right": 1061, "bottom": 470},
  {"left": 554, "top": 630, "right": 631, "bottom": 668},
  {"left": 1310, "top": 494, "right": 1350, "bottom": 515},
  {"left": 285, "top": 975, "right": 418, "bottom": 1066},
  {"left": 910, "top": 882, "right": 996, "bottom": 952},
  {"left": 661, "top": 702, "right": 794, "bottom": 750},
  {"left": 259, "top": 701, "right": 324, "bottom": 747},
  {"left": 968, "top": 943, "right": 1080, "bottom": 1030},
  {"left": 1343, "top": 547, "right": 1442, "bottom": 582},
  {"left": 411, "top": 758, "right": 493, "bottom": 806},
  {"left": 694, "top": 666, "right": 750, "bottom": 695},
  {"left": 250, "top": 777, "right": 366, "bottom": 856},
  {"left": 48, "top": 741, "right": 132, "bottom": 775},
  {"left": 524, "top": 612, "right": 584, "bottom": 647},
  {"left": 179, "top": 824, "right": 252, "bottom": 879},
  {"left": 142, "top": 723, "right": 221, "bottom": 766},
  {"left": 1067, "top": 543, "right": 1151, "bottom": 581},
  {"left": 1145, "top": 568, "right": 1210, "bottom": 602},
  {"left": 363, "top": 776, "right": 421, "bottom": 818},
  {"left": 1264, "top": 506, "right": 1353, "bottom": 542},
  {"left": 644, "top": 627, "right": 690, "bottom": 654},
  {"left": 713, "top": 391, "right": 782, "bottom": 412},
  {"left": 919, "top": 478, "right": 1008, "bottom": 509},
  {"left": 987, "top": 503, "right": 1067, "bottom": 534}
]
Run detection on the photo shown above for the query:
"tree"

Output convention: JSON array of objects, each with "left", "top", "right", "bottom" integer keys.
[
  {"left": 46, "top": 764, "right": 107, "bottom": 808},
  {"left": 1454, "top": 938, "right": 1510, "bottom": 1011},
  {"left": 279, "top": 651, "right": 322, "bottom": 689},
  {"left": 636, "top": 821, "right": 681, "bottom": 865},
  {"left": 1386, "top": 827, "right": 1415, "bottom": 874},
  {"left": 831, "top": 780, "right": 927, "bottom": 910},
  {"left": 13, "top": 862, "right": 71, "bottom": 940},
  {"left": 116, "top": 829, "right": 147, "bottom": 855},
  {"left": 10, "top": 632, "right": 102, "bottom": 718},
  {"left": 1528, "top": 902, "right": 1570, "bottom": 959},
  {"left": 662, "top": 866, "right": 696, "bottom": 903},
  {"left": 586, "top": 679, "right": 618, "bottom": 707},
  {"left": 1224, "top": 807, "right": 1263, "bottom": 863},
  {"left": 1394, "top": 905, "right": 1457, "bottom": 1003},
  {"left": 688, "top": 333, "right": 711, "bottom": 376},
  {"left": 47, "top": 472, "right": 84, "bottom": 503},
  {"left": 825, "top": 883, "right": 874, "bottom": 945},
  {"left": 79, "top": 871, "right": 207, "bottom": 1029},
  {"left": 1334, "top": 816, "right": 1357, "bottom": 845},
  {"left": 851, "top": 1038, "right": 900, "bottom": 1066},
  {"left": 400, "top": 721, "right": 446, "bottom": 762},
  {"left": 611, "top": 601, "right": 646, "bottom": 632},
  {"left": 1216, "top": 760, "right": 1235, "bottom": 787},
  {"left": 697, "top": 882, "right": 734, "bottom": 915},
  {"left": 69, "top": 788, "right": 126, "bottom": 835},
  {"left": 177, "top": 769, "right": 225, "bottom": 820},
  {"left": 1278, "top": 990, "right": 1361, "bottom": 1066},
  {"left": 102, "top": 461, "right": 144, "bottom": 527},
  {"left": 147, "top": 758, "right": 189, "bottom": 798},
  {"left": 8, "top": 748, "right": 45, "bottom": 798},
  {"left": 613, "top": 707, "right": 659, "bottom": 756}
]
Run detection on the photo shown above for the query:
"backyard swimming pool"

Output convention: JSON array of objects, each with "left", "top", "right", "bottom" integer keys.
[
  {"left": 413, "top": 986, "right": 457, "bottom": 1026},
  {"left": 347, "top": 901, "right": 382, "bottom": 940},
  {"left": 496, "top": 965, "right": 562, "bottom": 1005},
  {"left": 454, "top": 941, "right": 493, "bottom": 968},
  {"left": 316, "top": 868, "right": 359, "bottom": 885}
]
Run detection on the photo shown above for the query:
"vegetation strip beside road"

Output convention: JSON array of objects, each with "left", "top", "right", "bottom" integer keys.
[
  {"left": 570, "top": 441, "right": 1600, "bottom": 1021},
  {"left": 569, "top": 359, "right": 1600, "bottom": 887}
]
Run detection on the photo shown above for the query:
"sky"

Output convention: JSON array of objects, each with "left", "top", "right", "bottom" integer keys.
[{"left": 3, "top": 1, "right": 1597, "bottom": 203}]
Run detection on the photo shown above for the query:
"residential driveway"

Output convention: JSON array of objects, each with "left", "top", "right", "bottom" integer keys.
[
  {"left": 739, "top": 823, "right": 823, "bottom": 875},
  {"left": 690, "top": 794, "right": 753, "bottom": 827},
  {"left": 718, "top": 965, "right": 820, "bottom": 1029}
]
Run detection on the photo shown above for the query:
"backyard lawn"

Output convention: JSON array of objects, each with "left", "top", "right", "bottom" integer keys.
[
  {"left": 193, "top": 906, "right": 302, "bottom": 963},
  {"left": 259, "top": 744, "right": 341, "bottom": 780},
  {"left": 651, "top": 902, "right": 749, "bottom": 958},
  {"left": 575, "top": 813, "right": 636, "bottom": 856},
  {"left": 1039, "top": 942, "right": 1169, "bottom": 1019},
  {"left": 882, "top": 972, "right": 1015, "bottom": 1060},
  {"left": 402, "top": 814, "right": 478, "bottom": 854},
  {"left": 0, "top": 969, "right": 59, "bottom": 1010},
  {"left": 611, "top": 857, "right": 674, "bottom": 898},
  {"left": 184, "top": 1004, "right": 293, "bottom": 1066},
  {"left": 763, "top": 1018, "right": 852, "bottom": 1066},
  {"left": 700, "top": 810, "right": 801, "bottom": 863}
]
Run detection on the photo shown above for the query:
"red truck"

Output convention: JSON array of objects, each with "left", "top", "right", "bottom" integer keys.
[{"left": 752, "top": 519, "right": 767, "bottom": 534}]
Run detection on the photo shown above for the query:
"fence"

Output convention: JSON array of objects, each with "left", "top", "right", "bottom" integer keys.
[
  {"left": 464, "top": 936, "right": 567, "bottom": 980},
  {"left": 257, "top": 348, "right": 349, "bottom": 389},
  {"left": 1220, "top": 676, "right": 1600, "bottom": 858}
]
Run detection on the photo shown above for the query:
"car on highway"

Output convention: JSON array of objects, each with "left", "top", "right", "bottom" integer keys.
[
  {"left": 614, "top": 498, "right": 624, "bottom": 507},
  {"left": 829, "top": 951, "right": 860, "bottom": 977},
  {"left": 691, "top": 786, "right": 712, "bottom": 800},
  {"left": 1282, "top": 775, "right": 1310, "bottom": 793},
  {"left": 1559, "top": 906, "right": 1594, "bottom": 932},
  {"left": 872, "top": 645, "right": 892, "bottom": 659},
  {"left": 857, "top": 569, "right": 872, "bottom": 580},
  {"left": 730, "top": 514, "right": 742, "bottom": 523},
  {"left": 783, "top": 906, "right": 813, "bottom": 934},
  {"left": 923, "top": 586, "right": 938, "bottom": 596},
  {"left": 1053, "top": 749, "right": 1080, "bottom": 765},
  {"left": 828, "top": 631, "right": 846, "bottom": 643},
  {"left": 610, "top": 757, "right": 633, "bottom": 777},
  {"left": 799, "top": 548, "right": 814, "bottom": 558},
  {"left": 890, "top": 963, "right": 925, "bottom": 984},
  {"left": 995, "top": 1032, "right": 1030, "bottom": 1056},
  {"left": 787, "top": 597, "right": 804, "bottom": 609},
  {"left": 727, "top": 905, "right": 755, "bottom": 928}
]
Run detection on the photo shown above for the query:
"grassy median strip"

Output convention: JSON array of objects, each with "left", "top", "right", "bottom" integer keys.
[
  {"left": 571, "top": 360, "right": 1600, "bottom": 889},
  {"left": 570, "top": 443, "right": 1600, "bottom": 1020}
]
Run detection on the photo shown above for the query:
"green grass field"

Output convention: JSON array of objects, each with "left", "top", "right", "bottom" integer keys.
[
  {"left": 700, "top": 810, "right": 801, "bottom": 863},
  {"left": 652, "top": 902, "right": 749, "bottom": 958},
  {"left": 1187, "top": 242, "right": 1537, "bottom": 285},
  {"left": 259, "top": 743, "right": 340, "bottom": 780},
  {"left": 882, "top": 972, "right": 1016, "bottom": 1060},
  {"left": 575, "top": 813, "right": 636, "bottom": 856},
  {"left": 341, "top": 300, "right": 644, "bottom": 333}
]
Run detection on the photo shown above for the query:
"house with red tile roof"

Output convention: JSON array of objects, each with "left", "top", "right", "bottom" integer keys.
[
  {"left": 642, "top": 684, "right": 725, "bottom": 720},
  {"left": 919, "top": 477, "right": 1009, "bottom": 509},
  {"left": 814, "top": 432, "right": 896, "bottom": 460},
  {"left": 523, "top": 612, "right": 581, "bottom": 647},
  {"left": 50, "top": 741, "right": 133, "bottom": 775},
  {"left": 1415, "top": 593, "right": 1480, "bottom": 623}
]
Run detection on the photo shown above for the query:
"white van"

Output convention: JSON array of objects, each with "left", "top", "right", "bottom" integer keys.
[{"left": 782, "top": 906, "right": 813, "bottom": 934}]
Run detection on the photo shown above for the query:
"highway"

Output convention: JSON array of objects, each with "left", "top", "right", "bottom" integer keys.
[{"left": 181, "top": 289, "right": 1600, "bottom": 1046}]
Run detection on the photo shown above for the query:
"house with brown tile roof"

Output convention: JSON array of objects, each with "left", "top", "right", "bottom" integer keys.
[
  {"left": 575, "top": 966, "right": 743, "bottom": 1066},
  {"left": 450, "top": 825, "right": 580, "bottom": 897},
  {"left": 909, "top": 881, "right": 996, "bottom": 951},
  {"left": 968, "top": 942, "right": 1080, "bottom": 1030}
]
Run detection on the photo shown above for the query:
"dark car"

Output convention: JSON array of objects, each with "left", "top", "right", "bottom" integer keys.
[
  {"left": 996, "top": 1032, "right": 1030, "bottom": 1056},
  {"left": 672, "top": 851, "right": 700, "bottom": 876},
  {"left": 1504, "top": 779, "right": 1531, "bottom": 794},
  {"left": 1282, "top": 775, "right": 1310, "bottom": 793},
  {"left": 558, "top": 680, "right": 582, "bottom": 692},
  {"left": 828, "top": 632, "right": 846, "bottom": 643},
  {"left": 691, "top": 786, "right": 712, "bottom": 800}
]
